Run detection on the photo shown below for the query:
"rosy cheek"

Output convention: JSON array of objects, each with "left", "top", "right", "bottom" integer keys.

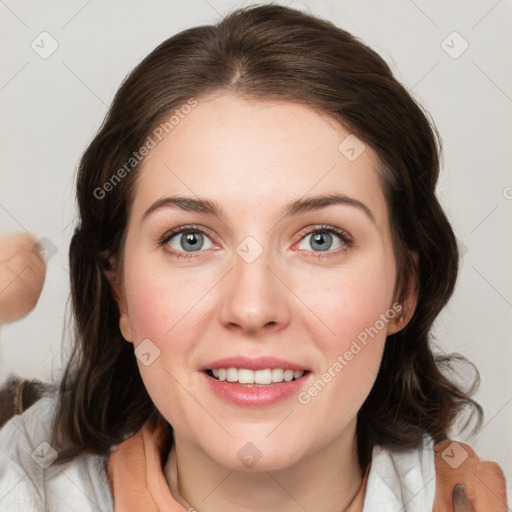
[
  {"left": 125, "top": 274, "right": 167, "bottom": 344},
  {"left": 126, "top": 274, "right": 196, "bottom": 355},
  {"left": 310, "top": 270, "right": 393, "bottom": 352}
]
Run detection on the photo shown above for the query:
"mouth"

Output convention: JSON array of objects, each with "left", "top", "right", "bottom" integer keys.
[{"left": 204, "top": 368, "right": 311, "bottom": 387}]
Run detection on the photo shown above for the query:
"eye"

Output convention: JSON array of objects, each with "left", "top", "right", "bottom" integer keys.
[
  {"left": 296, "top": 225, "right": 352, "bottom": 257},
  {"left": 159, "top": 224, "right": 353, "bottom": 260},
  {"left": 159, "top": 225, "right": 215, "bottom": 259}
]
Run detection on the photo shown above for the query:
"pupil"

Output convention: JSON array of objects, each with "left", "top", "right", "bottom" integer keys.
[
  {"left": 313, "top": 232, "right": 331, "bottom": 251},
  {"left": 182, "top": 232, "right": 202, "bottom": 251}
]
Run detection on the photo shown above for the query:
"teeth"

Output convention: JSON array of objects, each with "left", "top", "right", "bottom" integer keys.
[
  {"left": 271, "top": 368, "right": 283, "bottom": 382},
  {"left": 255, "top": 369, "right": 272, "bottom": 385},
  {"left": 209, "top": 368, "right": 305, "bottom": 384},
  {"left": 226, "top": 368, "right": 238, "bottom": 382}
]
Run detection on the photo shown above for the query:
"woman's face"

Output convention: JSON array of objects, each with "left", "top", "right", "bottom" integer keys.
[{"left": 111, "top": 91, "right": 414, "bottom": 471}]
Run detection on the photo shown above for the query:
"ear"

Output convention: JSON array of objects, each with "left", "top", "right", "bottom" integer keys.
[
  {"left": 103, "top": 256, "right": 133, "bottom": 343},
  {"left": 387, "top": 251, "right": 419, "bottom": 335}
]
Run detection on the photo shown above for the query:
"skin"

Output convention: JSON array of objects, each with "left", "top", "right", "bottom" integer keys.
[
  {"left": 0, "top": 233, "right": 47, "bottom": 324},
  {"left": 107, "top": 91, "right": 418, "bottom": 512}
]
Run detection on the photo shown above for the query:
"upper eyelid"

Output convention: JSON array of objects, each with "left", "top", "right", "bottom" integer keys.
[{"left": 162, "top": 224, "right": 215, "bottom": 241}]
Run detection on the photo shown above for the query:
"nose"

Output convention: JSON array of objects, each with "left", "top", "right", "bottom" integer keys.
[{"left": 217, "top": 239, "right": 291, "bottom": 336}]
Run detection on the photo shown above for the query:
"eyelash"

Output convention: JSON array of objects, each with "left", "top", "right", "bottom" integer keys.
[{"left": 158, "top": 224, "right": 353, "bottom": 260}]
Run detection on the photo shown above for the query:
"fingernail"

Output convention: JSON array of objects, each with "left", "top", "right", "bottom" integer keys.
[{"left": 453, "top": 483, "right": 475, "bottom": 512}]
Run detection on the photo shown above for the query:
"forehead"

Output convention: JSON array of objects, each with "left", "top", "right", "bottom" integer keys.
[{"left": 132, "top": 92, "right": 389, "bottom": 230}]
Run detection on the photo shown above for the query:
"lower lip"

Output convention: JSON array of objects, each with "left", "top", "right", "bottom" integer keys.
[{"left": 202, "top": 371, "right": 311, "bottom": 407}]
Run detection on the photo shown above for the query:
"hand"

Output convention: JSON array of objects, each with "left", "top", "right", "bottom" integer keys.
[{"left": 0, "top": 233, "right": 47, "bottom": 324}]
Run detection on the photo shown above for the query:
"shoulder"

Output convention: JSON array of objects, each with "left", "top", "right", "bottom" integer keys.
[
  {"left": 0, "top": 392, "right": 113, "bottom": 511},
  {"left": 362, "top": 435, "right": 508, "bottom": 512}
]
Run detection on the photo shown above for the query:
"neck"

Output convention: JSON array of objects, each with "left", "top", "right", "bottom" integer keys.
[{"left": 164, "top": 420, "right": 364, "bottom": 512}]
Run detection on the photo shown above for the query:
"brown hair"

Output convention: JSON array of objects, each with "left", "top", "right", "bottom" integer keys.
[
  {"left": 0, "top": 374, "right": 54, "bottom": 428},
  {"left": 47, "top": 3, "right": 482, "bottom": 470}
]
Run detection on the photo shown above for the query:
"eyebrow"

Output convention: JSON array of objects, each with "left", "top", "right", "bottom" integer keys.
[{"left": 141, "top": 193, "right": 376, "bottom": 226}]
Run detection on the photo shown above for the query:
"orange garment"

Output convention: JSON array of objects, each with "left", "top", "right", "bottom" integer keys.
[{"left": 105, "top": 415, "right": 370, "bottom": 512}]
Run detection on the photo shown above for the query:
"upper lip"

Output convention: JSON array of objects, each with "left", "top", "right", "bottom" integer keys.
[{"left": 199, "top": 356, "right": 309, "bottom": 372}]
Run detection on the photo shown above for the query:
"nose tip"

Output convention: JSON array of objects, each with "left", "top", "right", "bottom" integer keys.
[{"left": 219, "top": 247, "right": 290, "bottom": 335}]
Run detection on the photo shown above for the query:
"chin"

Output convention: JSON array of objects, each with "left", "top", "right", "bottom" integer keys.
[{"left": 205, "top": 435, "right": 306, "bottom": 472}]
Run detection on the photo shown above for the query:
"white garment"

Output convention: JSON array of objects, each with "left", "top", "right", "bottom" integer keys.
[{"left": 0, "top": 394, "right": 436, "bottom": 511}]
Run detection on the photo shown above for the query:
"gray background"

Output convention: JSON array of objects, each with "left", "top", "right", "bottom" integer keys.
[{"left": 1, "top": 0, "right": 511, "bottom": 501}]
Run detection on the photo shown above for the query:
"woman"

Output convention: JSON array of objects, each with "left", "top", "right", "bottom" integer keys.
[{"left": 0, "top": 4, "right": 507, "bottom": 511}]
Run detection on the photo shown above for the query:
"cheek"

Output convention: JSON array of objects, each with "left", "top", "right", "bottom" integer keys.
[
  {"left": 122, "top": 261, "right": 201, "bottom": 425},
  {"left": 299, "top": 250, "right": 396, "bottom": 349},
  {"left": 123, "top": 258, "right": 201, "bottom": 344},
  {"left": 293, "top": 250, "right": 396, "bottom": 421},
  {"left": 296, "top": 279, "right": 392, "bottom": 430}
]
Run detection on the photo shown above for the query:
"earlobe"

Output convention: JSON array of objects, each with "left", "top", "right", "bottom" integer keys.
[
  {"left": 388, "top": 251, "right": 419, "bottom": 335},
  {"left": 103, "top": 259, "right": 133, "bottom": 343},
  {"left": 119, "top": 314, "right": 134, "bottom": 344}
]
